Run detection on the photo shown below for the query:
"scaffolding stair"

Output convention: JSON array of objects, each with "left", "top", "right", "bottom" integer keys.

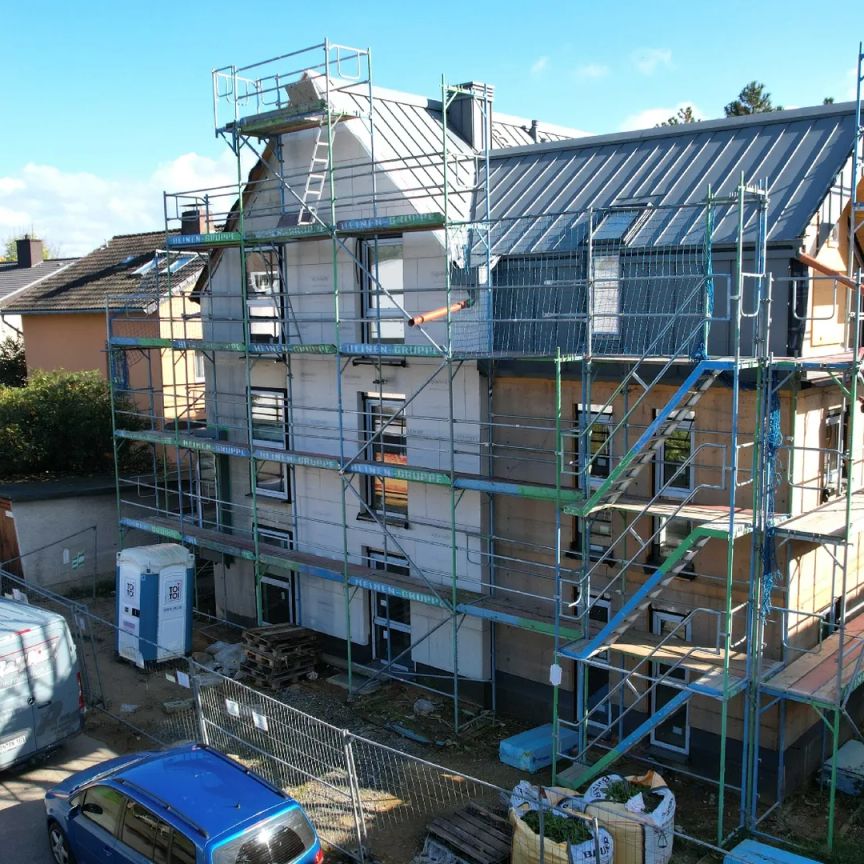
[
  {"left": 571, "top": 361, "right": 724, "bottom": 517},
  {"left": 560, "top": 523, "right": 725, "bottom": 662},
  {"left": 298, "top": 124, "right": 331, "bottom": 225},
  {"left": 557, "top": 689, "right": 692, "bottom": 789}
]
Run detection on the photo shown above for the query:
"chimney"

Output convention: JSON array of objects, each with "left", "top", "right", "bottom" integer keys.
[
  {"left": 16, "top": 235, "right": 43, "bottom": 268},
  {"left": 181, "top": 210, "right": 207, "bottom": 235},
  {"left": 448, "top": 81, "right": 495, "bottom": 150}
]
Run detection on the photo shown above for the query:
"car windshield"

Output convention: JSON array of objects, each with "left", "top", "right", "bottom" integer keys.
[{"left": 212, "top": 808, "right": 316, "bottom": 864}]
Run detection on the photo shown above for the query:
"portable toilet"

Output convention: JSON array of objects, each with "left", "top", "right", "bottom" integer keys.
[{"left": 116, "top": 544, "right": 194, "bottom": 666}]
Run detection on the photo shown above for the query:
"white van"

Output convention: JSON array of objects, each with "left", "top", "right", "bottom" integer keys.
[{"left": 0, "top": 598, "right": 84, "bottom": 769}]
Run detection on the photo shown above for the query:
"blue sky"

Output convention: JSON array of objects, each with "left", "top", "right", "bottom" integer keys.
[{"left": 1, "top": 0, "right": 860, "bottom": 255}]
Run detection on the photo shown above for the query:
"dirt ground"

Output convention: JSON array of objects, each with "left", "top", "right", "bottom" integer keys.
[{"left": 73, "top": 600, "right": 860, "bottom": 864}]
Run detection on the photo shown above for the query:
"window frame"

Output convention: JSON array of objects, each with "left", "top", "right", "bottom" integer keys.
[
  {"left": 649, "top": 608, "right": 691, "bottom": 755},
  {"left": 655, "top": 409, "right": 696, "bottom": 499},
  {"left": 368, "top": 549, "right": 414, "bottom": 672},
  {"left": 585, "top": 595, "right": 611, "bottom": 733},
  {"left": 590, "top": 252, "right": 621, "bottom": 338},
  {"left": 650, "top": 515, "right": 697, "bottom": 579},
  {"left": 822, "top": 410, "right": 845, "bottom": 498},
  {"left": 259, "top": 569, "right": 298, "bottom": 627},
  {"left": 361, "top": 392, "right": 408, "bottom": 521},
  {"left": 360, "top": 236, "right": 405, "bottom": 344},
  {"left": 250, "top": 387, "right": 290, "bottom": 501},
  {"left": 574, "top": 403, "right": 613, "bottom": 489},
  {"left": 247, "top": 264, "right": 285, "bottom": 344},
  {"left": 570, "top": 510, "right": 614, "bottom": 564}
]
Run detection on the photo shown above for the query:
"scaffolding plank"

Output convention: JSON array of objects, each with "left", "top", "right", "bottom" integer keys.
[
  {"left": 223, "top": 103, "right": 361, "bottom": 138},
  {"left": 565, "top": 629, "right": 763, "bottom": 696},
  {"left": 109, "top": 335, "right": 337, "bottom": 355},
  {"left": 773, "top": 491, "right": 864, "bottom": 544},
  {"left": 246, "top": 224, "right": 331, "bottom": 242},
  {"left": 593, "top": 497, "right": 753, "bottom": 529},
  {"left": 114, "top": 428, "right": 585, "bottom": 503},
  {"left": 336, "top": 213, "right": 445, "bottom": 236},
  {"left": 763, "top": 614, "right": 864, "bottom": 705},
  {"left": 166, "top": 231, "right": 242, "bottom": 250}
]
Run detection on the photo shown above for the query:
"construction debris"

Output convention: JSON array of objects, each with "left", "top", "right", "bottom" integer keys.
[{"left": 241, "top": 623, "right": 318, "bottom": 689}]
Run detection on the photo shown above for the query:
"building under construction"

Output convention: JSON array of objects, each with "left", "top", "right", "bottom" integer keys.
[{"left": 108, "top": 41, "right": 864, "bottom": 851}]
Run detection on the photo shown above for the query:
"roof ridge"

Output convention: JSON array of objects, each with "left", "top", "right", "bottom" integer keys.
[
  {"left": 109, "top": 229, "right": 172, "bottom": 240},
  {"left": 490, "top": 100, "right": 859, "bottom": 158}
]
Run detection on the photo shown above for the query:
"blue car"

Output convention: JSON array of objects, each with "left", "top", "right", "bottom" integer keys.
[{"left": 44, "top": 743, "right": 323, "bottom": 864}]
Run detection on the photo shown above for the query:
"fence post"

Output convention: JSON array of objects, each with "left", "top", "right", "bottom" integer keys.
[
  {"left": 538, "top": 785, "right": 545, "bottom": 864},
  {"left": 343, "top": 730, "right": 366, "bottom": 863},
  {"left": 190, "top": 660, "right": 209, "bottom": 745}
]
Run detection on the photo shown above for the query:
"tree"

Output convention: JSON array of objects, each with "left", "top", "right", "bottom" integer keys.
[
  {"left": 823, "top": 97, "right": 835, "bottom": 104},
  {"left": 658, "top": 106, "right": 698, "bottom": 127},
  {"left": 724, "top": 81, "right": 782, "bottom": 116},
  {"left": 0, "top": 370, "right": 145, "bottom": 478},
  {"left": 0, "top": 336, "right": 26, "bottom": 387}
]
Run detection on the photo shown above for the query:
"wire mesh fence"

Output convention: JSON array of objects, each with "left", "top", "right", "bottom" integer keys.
[{"left": 1, "top": 570, "right": 753, "bottom": 863}]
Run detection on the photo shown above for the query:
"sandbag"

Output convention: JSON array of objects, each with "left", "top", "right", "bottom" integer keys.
[
  {"left": 583, "top": 772, "right": 675, "bottom": 864},
  {"left": 509, "top": 785, "right": 613, "bottom": 864}
]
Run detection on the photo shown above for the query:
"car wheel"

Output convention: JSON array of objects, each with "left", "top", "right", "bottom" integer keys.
[{"left": 47, "top": 822, "right": 76, "bottom": 864}]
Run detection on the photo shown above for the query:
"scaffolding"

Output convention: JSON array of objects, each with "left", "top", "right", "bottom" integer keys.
[{"left": 107, "top": 39, "right": 864, "bottom": 855}]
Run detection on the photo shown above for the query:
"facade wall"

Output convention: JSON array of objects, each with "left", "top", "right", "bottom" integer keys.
[
  {"left": 22, "top": 311, "right": 163, "bottom": 414},
  {"left": 23, "top": 313, "right": 109, "bottom": 376},
  {"left": 207, "top": 123, "right": 490, "bottom": 678}
]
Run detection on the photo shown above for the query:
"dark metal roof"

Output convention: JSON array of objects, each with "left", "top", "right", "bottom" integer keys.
[
  {"left": 479, "top": 102, "right": 858, "bottom": 250},
  {"left": 0, "top": 258, "right": 77, "bottom": 304},
  {"left": 1, "top": 232, "right": 205, "bottom": 314}
]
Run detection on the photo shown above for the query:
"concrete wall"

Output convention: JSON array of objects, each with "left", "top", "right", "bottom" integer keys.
[{"left": 3, "top": 483, "right": 151, "bottom": 592}]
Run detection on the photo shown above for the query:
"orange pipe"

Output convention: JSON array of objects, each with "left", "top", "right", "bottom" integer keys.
[
  {"left": 408, "top": 298, "right": 472, "bottom": 327},
  {"left": 797, "top": 252, "right": 860, "bottom": 291}
]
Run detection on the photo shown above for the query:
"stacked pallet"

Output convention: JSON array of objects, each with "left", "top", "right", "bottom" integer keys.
[{"left": 241, "top": 624, "right": 318, "bottom": 688}]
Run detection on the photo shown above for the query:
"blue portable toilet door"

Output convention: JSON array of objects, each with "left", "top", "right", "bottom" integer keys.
[{"left": 156, "top": 564, "right": 189, "bottom": 661}]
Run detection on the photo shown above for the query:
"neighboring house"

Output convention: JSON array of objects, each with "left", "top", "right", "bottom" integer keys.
[
  {"left": 0, "top": 237, "right": 76, "bottom": 340},
  {"left": 1, "top": 231, "right": 207, "bottom": 423},
  {"left": 107, "top": 40, "right": 864, "bottom": 828}
]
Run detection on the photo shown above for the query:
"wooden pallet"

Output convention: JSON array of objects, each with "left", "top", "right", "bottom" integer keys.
[
  {"left": 426, "top": 803, "right": 511, "bottom": 864},
  {"left": 242, "top": 667, "right": 311, "bottom": 689},
  {"left": 243, "top": 646, "right": 317, "bottom": 668},
  {"left": 240, "top": 623, "right": 319, "bottom": 689}
]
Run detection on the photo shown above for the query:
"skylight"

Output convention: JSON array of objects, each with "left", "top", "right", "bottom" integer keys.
[
  {"left": 593, "top": 208, "right": 647, "bottom": 243},
  {"left": 133, "top": 253, "right": 197, "bottom": 277}
]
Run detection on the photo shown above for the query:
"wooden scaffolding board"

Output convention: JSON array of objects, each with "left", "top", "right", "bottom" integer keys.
[
  {"left": 763, "top": 613, "right": 864, "bottom": 706},
  {"left": 774, "top": 491, "right": 864, "bottom": 545}
]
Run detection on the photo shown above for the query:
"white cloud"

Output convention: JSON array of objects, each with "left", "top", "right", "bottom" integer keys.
[
  {"left": 0, "top": 178, "right": 26, "bottom": 196},
  {"left": 575, "top": 63, "right": 609, "bottom": 80},
  {"left": 619, "top": 102, "right": 704, "bottom": 131},
  {"left": 0, "top": 150, "right": 247, "bottom": 257},
  {"left": 631, "top": 48, "right": 673, "bottom": 76},
  {"left": 530, "top": 56, "right": 550, "bottom": 77}
]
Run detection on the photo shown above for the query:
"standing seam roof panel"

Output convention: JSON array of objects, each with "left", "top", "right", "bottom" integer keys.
[{"left": 479, "top": 105, "right": 857, "bottom": 248}]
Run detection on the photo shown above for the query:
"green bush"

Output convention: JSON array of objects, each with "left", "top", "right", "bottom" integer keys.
[
  {"left": 0, "top": 370, "right": 142, "bottom": 478},
  {"left": 0, "top": 336, "right": 26, "bottom": 387}
]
